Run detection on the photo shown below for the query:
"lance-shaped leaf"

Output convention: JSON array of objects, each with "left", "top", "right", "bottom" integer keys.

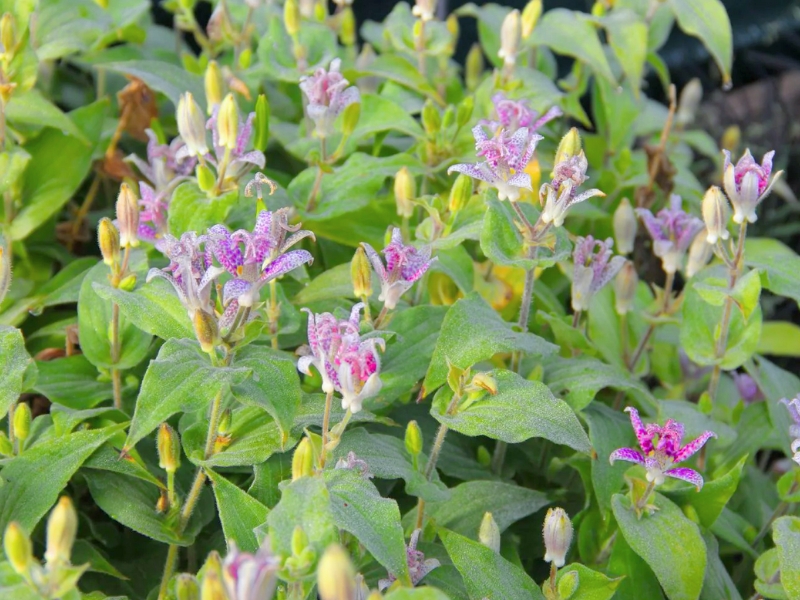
[
  {"left": 207, "top": 469, "right": 269, "bottom": 554},
  {"left": 0, "top": 326, "right": 32, "bottom": 419}
]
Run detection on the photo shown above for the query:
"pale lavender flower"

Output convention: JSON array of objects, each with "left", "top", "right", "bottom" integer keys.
[
  {"left": 571, "top": 236, "right": 625, "bottom": 312},
  {"left": 297, "top": 303, "right": 384, "bottom": 413},
  {"left": 205, "top": 209, "right": 314, "bottom": 310},
  {"left": 780, "top": 396, "right": 800, "bottom": 439},
  {"left": 378, "top": 530, "right": 440, "bottom": 591},
  {"left": 483, "top": 92, "right": 562, "bottom": 134},
  {"left": 636, "top": 195, "right": 704, "bottom": 274},
  {"left": 448, "top": 124, "right": 541, "bottom": 202},
  {"left": 335, "top": 451, "right": 373, "bottom": 479},
  {"left": 610, "top": 407, "right": 716, "bottom": 490},
  {"left": 539, "top": 151, "right": 604, "bottom": 226},
  {"left": 723, "top": 149, "right": 780, "bottom": 224},
  {"left": 222, "top": 540, "right": 279, "bottom": 600},
  {"left": 362, "top": 228, "right": 436, "bottom": 310},
  {"left": 732, "top": 372, "right": 763, "bottom": 404},
  {"left": 299, "top": 58, "right": 361, "bottom": 138},
  {"left": 204, "top": 105, "right": 266, "bottom": 186}
]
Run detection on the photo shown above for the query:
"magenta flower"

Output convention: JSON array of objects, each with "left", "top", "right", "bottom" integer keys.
[
  {"left": 609, "top": 407, "right": 716, "bottom": 490},
  {"left": 447, "top": 124, "right": 541, "bottom": 202},
  {"left": 204, "top": 105, "right": 266, "bottom": 187},
  {"left": 222, "top": 540, "right": 279, "bottom": 600},
  {"left": 299, "top": 58, "right": 361, "bottom": 138},
  {"left": 636, "top": 195, "right": 704, "bottom": 274},
  {"left": 362, "top": 228, "right": 436, "bottom": 310},
  {"left": 723, "top": 149, "right": 780, "bottom": 224},
  {"left": 205, "top": 209, "right": 314, "bottom": 310},
  {"left": 297, "top": 303, "right": 384, "bottom": 413},
  {"left": 539, "top": 151, "right": 604, "bottom": 227},
  {"left": 483, "top": 92, "right": 562, "bottom": 134},
  {"left": 571, "top": 236, "right": 625, "bottom": 312},
  {"left": 378, "top": 529, "right": 440, "bottom": 591}
]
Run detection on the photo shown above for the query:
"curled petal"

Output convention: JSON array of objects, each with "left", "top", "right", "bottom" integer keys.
[
  {"left": 673, "top": 431, "right": 716, "bottom": 463},
  {"left": 281, "top": 229, "right": 316, "bottom": 253},
  {"left": 665, "top": 467, "right": 704, "bottom": 490},
  {"left": 146, "top": 269, "right": 188, "bottom": 305},
  {"left": 261, "top": 250, "right": 314, "bottom": 281},
  {"left": 362, "top": 242, "right": 387, "bottom": 282},
  {"left": 297, "top": 355, "right": 317, "bottom": 376},
  {"left": 609, "top": 447, "right": 645, "bottom": 466},
  {"left": 624, "top": 407, "right": 654, "bottom": 454},
  {"left": 223, "top": 278, "right": 253, "bottom": 305},
  {"left": 447, "top": 162, "right": 499, "bottom": 185}
]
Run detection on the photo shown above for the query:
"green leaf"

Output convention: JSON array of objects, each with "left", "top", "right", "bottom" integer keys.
[
  {"left": 266, "top": 477, "right": 338, "bottom": 558},
  {"left": 700, "top": 532, "right": 742, "bottom": 600},
  {"left": 758, "top": 322, "right": 800, "bottom": 357},
  {"left": 5, "top": 88, "right": 86, "bottom": 141},
  {"left": 32, "top": 355, "right": 111, "bottom": 409},
  {"left": 383, "top": 588, "right": 452, "bottom": 600},
  {"left": 324, "top": 469, "right": 410, "bottom": 584},
  {"left": 83, "top": 443, "right": 165, "bottom": 489},
  {"left": 351, "top": 93, "right": 424, "bottom": 141},
  {"left": 431, "top": 369, "right": 591, "bottom": 454},
  {"left": 667, "top": 0, "right": 732, "bottom": 86},
  {"left": 555, "top": 563, "right": 623, "bottom": 600},
  {"left": 423, "top": 293, "right": 557, "bottom": 393},
  {"left": 71, "top": 540, "right": 128, "bottom": 580},
  {"left": 431, "top": 246, "right": 474, "bottom": 294},
  {"left": 612, "top": 493, "right": 707, "bottom": 600},
  {"left": 29, "top": 257, "right": 96, "bottom": 311},
  {"left": 350, "top": 54, "right": 444, "bottom": 104},
  {"left": 168, "top": 182, "right": 239, "bottom": 237},
  {"left": 11, "top": 99, "right": 107, "bottom": 241},
  {"left": 0, "top": 425, "right": 121, "bottom": 534},
  {"left": 103, "top": 60, "right": 204, "bottom": 107},
  {"left": 774, "top": 517, "right": 800, "bottom": 600},
  {"left": 207, "top": 468, "right": 269, "bottom": 553},
  {"left": 293, "top": 263, "right": 355, "bottom": 306},
  {"left": 0, "top": 561, "right": 41, "bottom": 600},
  {"left": 754, "top": 547, "right": 785, "bottom": 600},
  {"left": 439, "top": 528, "right": 545, "bottom": 600},
  {"left": 745, "top": 238, "right": 800, "bottom": 307},
  {"left": 0, "top": 326, "right": 32, "bottom": 419},
  {"left": 608, "top": 532, "right": 665, "bottom": 600},
  {"left": 603, "top": 11, "right": 648, "bottom": 95}
]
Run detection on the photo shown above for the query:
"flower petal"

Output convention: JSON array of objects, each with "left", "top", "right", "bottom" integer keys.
[
  {"left": 261, "top": 250, "right": 314, "bottom": 281},
  {"left": 624, "top": 407, "right": 654, "bottom": 454},
  {"left": 673, "top": 430, "right": 716, "bottom": 463},
  {"left": 609, "top": 447, "right": 645, "bottom": 465},
  {"left": 665, "top": 467, "right": 704, "bottom": 490}
]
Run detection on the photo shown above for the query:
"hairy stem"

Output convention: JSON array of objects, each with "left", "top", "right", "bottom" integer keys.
[
  {"left": 269, "top": 279, "right": 280, "bottom": 349},
  {"left": 548, "top": 562, "right": 558, "bottom": 595},
  {"left": 636, "top": 480, "right": 656, "bottom": 511},
  {"left": 320, "top": 389, "right": 334, "bottom": 468}
]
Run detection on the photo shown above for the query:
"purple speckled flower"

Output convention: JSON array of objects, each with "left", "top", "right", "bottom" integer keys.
[
  {"left": 610, "top": 407, "right": 716, "bottom": 490},
  {"left": 202, "top": 105, "right": 266, "bottom": 188},
  {"left": 297, "top": 303, "right": 384, "bottom": 413},
  {"left": 636, "top": 195, "right": 704, "bottom": 274},
  {"left": 222, "top": 540, "right": 279, "bottom": 600},
  {"left": 781, "top": 396, "right": 800, "bottom": 439},
  {"left": 723, "top": 149, "right": 780, "bottom": 224},
  {"left": 205, "top": 209, "right": 314, "bottom": 310},
  {"left": 732, "top": 372, "right": 763, "bottom": 404},
  {"left": 539, "top": 151, "right": 604, "bottom": 227},
  {"left": 362, "top": 228, "right": 436, "bottom": 310},
  {"left": 571, "top": 236, "right": 625, "bottom": 312},
  {"left": 483, "top": 92, "right": 562, "bottom": 134},
  {"left": 378, "top": 529, "right": 440, "bottom": 591},
  {"left": 335, "top": 451, "right": 373, "bottom": 479},
  {"left": 299, "top": 58, "right": 361, "bottom": 138}
]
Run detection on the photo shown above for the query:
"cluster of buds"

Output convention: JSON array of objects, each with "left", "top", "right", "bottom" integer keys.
[
  {"left": 781, "top": 395, "right": 800, "bottom": 466},
  {"left": 570, "top": 236, "right": 625, "bottom": 313},
  {"left": 636, "top": 195, "right": 704, "bottom": 275},
  {"left": 98, "top": 184, "right": 140, "bottom": 288},
  {"left": 299, "top": 58, "right": 361, "bottom": 139},
  {"left": 4, "top": 497, "right": 85, "bottom": 599},
  {"left": 378, "top": 529, "right": 440, "bottom": 591}
]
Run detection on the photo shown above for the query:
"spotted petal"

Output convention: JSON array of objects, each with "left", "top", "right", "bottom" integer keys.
[
  {"left": 447, "top": 162, "right": 499, "bottom": 185},
  {"left": 624, "top": 407, "right": 653, "bottom": 454},
  {"left": 673, "top": 431, "right": 716, "bottom": 463},
  {"left": 665, "top": 467, "right": 704, "bottom": 490},
  {"left": 261, "top": 249, "right": 313, "bottom": 281},
  {"left": 609, "top": 447, "right": 645, "bottom": 465}
]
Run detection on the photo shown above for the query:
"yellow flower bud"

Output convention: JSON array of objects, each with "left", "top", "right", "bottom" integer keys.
[
  {"left": 4, "top": 522, "right": 32, "bottom": 575},
  {"left": 292, "top": 526, "right": 309, "bottom": 557},
  {"left": 45, "top": 496, "right": 78, "bottom": 565},
  {"left": 118, "top": 273, "right": 137, "bottom": 292},
  {"left": 197, "top": 164, "right": 216, "bottom": 192},
  {"left": 404, "top": 420, "right": 423, "bottom": 457},
  {"left": 446, "top": 13, "right": 459, "bottom": 45},
  {"left": 317, "top": 544, "right": 356, "bottom": 600},
  {"left": 422, "top": 100, "right": 441, "bottom": 135},
  {"left": 204, "top": 61, "right": 224, "bottom": 112},
  {"left": 521, "top": 0, "right": 542, "bottom": 38},
  {"left": 292, "top": 437, "right": 314, "bottom": 480},
  {"left": 340, "top": 7, "right": 356, "bottom": 46},
  {"left": 217, "top": 94, "right": 239, "bottom": 151},
  {"left": 0, "top": 431, "right": 12, "bottom": 456},
  {"left": 675, "top": 78, "right": 703, "bottom": 128},
  {"left": 13, "top": 402, "right": 31, "bottom": 442},
  {"left": 253, "top": 94, "right": 270, "bottom": 152},
  {"left": 200, "top": 570, "right": 227, "bottom": 600},
  {"left": 612, "top": 198, "right": 637, "bottom": 255},
  {"left": 456, "top": 96, "right": 474, "bottom": 129},
  {"left": 543, "top": 507, "right": 573, "bottom": 568},
  {"left": 351, "top": 247, "right": 372, "bottom": 298},
  {"left": 284, "top": 0, "right": 301, "bottom": 36},
  {"left": 613, "top": 261, "right": 637, "bottom": 316},
  {"left": 238, "top": 48, "right": 252, "bottom": 70},
  {"left": 218, "top": 409, "right": 232, "bottom": 436},
  {"left": 498, "top": 10, "right": 521, "bottom": 68},
  {"left": 554, "top": 128, "right": 582, "bottom": 166},
  {"left": 0, "top": 244, "right": 12, "bottom": 305},
  {"left": 479, "top": 512, "right": 501, "bottom": 552},
  {"left": 175, "top": 574, "right": 200, "bottom": 600},
  {"left": 470, "top": 372, "right": 498, "bottom": 395},
  {"left": 157, "top": 423, "right": 181, "bottom": 474},
  {"left": 177, "top": 92, "right": 210, "bottom": 156},
  {"left": 701, "top": 186, "right": 731, "bottom": 245},
  {"left": 394, "top": 167, "right": 416, "bottom": 219},
  {"left": 721, "top": 125, "right": 741, "bottom": 153},
  {"left": 98, "top": 218, "right": 121, "bottom": 268},
  {"left": 116, "top": 183, "right": 140, "bottom": 249},
  {"left": 0, "top": 12, "right": 16, "bottom": 58},
  {"left": 466, "top": 43, "right": 484, "bottom": 91},
  {"left": 686, "top": 230, "right": 712, "bottom": 279},
  {"left": 193, "top": 310, "right": 219, "bottom": 354},
  {"left": 449, "top": 174, "right": 473, "bottom": 213}
]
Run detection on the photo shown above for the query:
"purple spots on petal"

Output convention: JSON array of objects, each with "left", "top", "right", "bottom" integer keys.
[{"left": 665, "top": 467, "right": 704, "bottom": 490}]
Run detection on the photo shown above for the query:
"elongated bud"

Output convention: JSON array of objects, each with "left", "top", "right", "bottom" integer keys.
[
  {"left": 466, "top": 43, "right": 484, "bottom": 91},
  {"left": 176, "top": 574, "right": 200, "bottom": 600},
  {"left": 441, "top": 106, "right": 456, "bottom": 131},
  {"left": 456, "top": 96, "right": 474, "bottom": 130},
  {"left": 521, "top": 0, "right": 542, "bottom": 38},
  {"left": 342, "top": 102, "right": 361, "bottom": 137},
  {"left": 0, "top": 431, "right": 12, "bottom": 456},
  {"left": 45, "top": 496, "right": 78, "bottom": 565},
  {"left": 0, "top": 245, "right": 12, "bottom": 305},
  {"left": 702, "top": 186, "right": 731, "bottom": 244},
  {"left": 317, "top": 544, "right": 356, "bottom": 600},
  {"left": 351, "top": 247, "right": 372, "bottom": 298},
  {"left": 686, "top": 230, "right": 712, "bottom": 279},
  {"left": 204, "top": 62, "right": 224, "bottom": 113},
  {"left": 292, "top": 438, "right": 314, "bottom": 480},
  {"left": 0, "top": 13, "right": 16, "bottom": 58},
  {"left": 177, "top": 92, "right": 210, "bottom": 156},
  {"left": 394, "top": 167, "right": 416, "bottom": 218},
  {"left": 116, "top": 183, "right": 140, "bottom": 249},
  {"left": 479, "top": 512, "right": 501, "bottom": 552},
  {"left": 217, "top": 409, "right": 232, "bottom": 436},
  {"left": 404, "top": 420, "right": 423, "bottom": 457},
  {"left": 614, "top": 261, "right": 637, "bottom": 316},
  {"left": 197, "top": 164, "right": 216, "bottom": 192},
  {"left": 721, "top": 125, "right": 740, "bottom": 153},
  {"left": 554, "top": 128, "right": 581, "bottom": 165},
  {"left": 98, "top": 218, "right": 121, "bottom": 267},
  {"left": 422, "top": 100, "right": 441, "bottom": 135},
  {"left": 284, "top": 0, "right": 300, "bottom": 36},
  {"left": 193, "top": 310, "right": 219, "bottom": 353},
  {"left": 201, "top": 570, "right": 227, "bottom": 600},
  {"left": 292, "top": 526, "right": 309, "bottom": 557},
  {"left": 543, "top": 507, "right": 573, "bottom": 568},
  {"left": 217, "top": 94, "right": 239, "bottom": 151},
  {"left": 13, "top": 402, "right": 31, "bottom": 442},
  {"left": 253, "top": 94, "right": 270, "bottom": 152},
  {"left": 498, "top": 10, "right": 521, "bottom": 68},
  {"left": 612, "top": 198, "right": 637, "bottom": 255},
  {"left": 470, "top": 372, "right": 498, "bottom": 395},
  {"left": 157, "top": 423, "right": 181, "bottom": 474},
  {"left": 449, "top": 174, "right": 473, "bottom": 213},
  {"left": 340, "top": 7, "right": 356, "bottom": 46},
  {"left": 4, "top": 523, "right": 32, "bottom": 575},
  {"left": 676, "top": 78, "right": 703, "bottom": 127}
]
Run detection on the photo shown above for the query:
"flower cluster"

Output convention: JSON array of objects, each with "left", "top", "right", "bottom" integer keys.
[
  {"left": 723, "top": 149, "right": 779, "bottom": 224},
  {"left": 610, "top": 407, "right": 716, "bottom": 490},
  {"left": 571, "top": 236, "right": 625, "bottom": 312},
  {"left": 297, "top": 303, "right": 385, "bottom": 413},
  {"left": 378, "top": 529, "right": 440, "bottom": 591},
  {"left": 540, "top": 145, "right": 604, "bottom": 227},
  {"left": 299, "top": 58, "right": 361, "bottom": 138},
  {"left": 636, "top": 195, "right": 704, "bottom": 274},
  {"left": 205, "top": 103, "right": 266, "bottom": 188}
]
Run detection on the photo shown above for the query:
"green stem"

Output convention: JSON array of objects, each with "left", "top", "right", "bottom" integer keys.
[
  {"left": 636, "top": 480, "right": 656, "bottom": 511},
  {"left": 320, "top": 389, "right": 334, "bottom": 468},
  {"left": 269, "top": 279, "right": 280, "bottom": 350},
  {"left": 157, "top": 544, "right": 179, "bottom": 600},
  {"left": 548, "top": 562, "right": 558, "bottom": 596},
  {"left": 213, "top": 147, "right": 232, "bottom": 196}
]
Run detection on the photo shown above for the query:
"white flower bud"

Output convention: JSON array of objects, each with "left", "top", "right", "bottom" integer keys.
[
  {"left": 543, "top": 507, "right": 572, "bottom": 568},
  {"left": 613, "top": 198, "right": 637, "bottom": 255},
  {"left": 498, "top": 10, "right": 521, "bottom": 68},
  {"left": 701, "top": 186, "right": 730, "bottom": 245},
  {"left": 177, "top": 92, "right": 209, "bottom": 157}
]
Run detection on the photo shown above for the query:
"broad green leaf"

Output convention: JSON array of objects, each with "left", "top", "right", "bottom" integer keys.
[
  {"left": 440, "top": 528, "right": 544, "bottom": 600},
  {"left": 351, "top": 54, "right": 444, "bottom": 104},
  {"left": 103, "top": 60, "right": 204, "bottom": 107},
  {"left": 71, "top": 540, "right": 128, "bottom": 580},
  {"left": 5, "top": 88, "right": 86, "bottom": 141},
  {"left": 384, "top": 588, "right": 452, "bottom": 600},
  {"left": 51, "top": 406, "right": 126, "bottom": 436},
  {"left": 608, "top": 533, "right": 665, "bottom": 600},
  {"left": 431, "top": 245, "right": 474, "bottom": 294},
  {"left": 774, "top": 517, "right": 800, "bottom": 600},
  {"left": 293, "top": 263, "right": 356, "bottom": 306},
  {"left": 207, "top": 469, "right": 269, "bottom": 553},
  {"left": 0, "top": 148, "right": 31, "bottom": 197},
  {"left": 754, "top": 547, "right": 785, "bottom": 600},
  {"left": 324, "top": 469, "right": 410, "bottom": 584},
  {"left": 32, "top": 355, "right": 111, "bottom": 409},
  {"left": 167, "top": 182, "right": 239, "bottom": 237},
  {"left": 0, "top": 326, "right": 32, "bottom": 418},
  {"left": 28, "top": 257, "right": 96, "bottom": 312},
  {"left": 455, "top": 3, "right": 510, "bottom": 69},
  {"left": 752, "top": 356, "right": 800, "bottom": 450},
  {"left": 351, "top": 93, "right": 424, "bottom": 141},
  {"left": 266, "top": 477, "right": 338, "bottom": 558},
  {"left": 745, "top": 238, "right": 800, "bottom": 306},
  {"left": 83, "top": 443, "right": 165, "bottom": 489},
  {"left": 667, "top": 0, "right": 732, "bottom": 86},
  {"left": 758, "top": 321, "right": 800, "bottom": 357},
  {"left": 423, "top": 293, "right": 557, "bottom": 393},
  {"left": 250, "top": 454, "right": 292, "bottom": 509},
  {"left": 431, "top": 370, "right": 591, "bottom": 454},
  {"left": 700, "top": 532, "right": 742, "bottom": 600},
  {"left": 603, "top": 11, "right": 648, "bottom": 95},
  {"left": 555, "top": 563, "right": 623, "bottom": 600},
  {"left": 254, "top": 16, "right": 337, "bottom": 83},
  {"left": 612, "top": 493, "right": 707, "bottom": 600}
]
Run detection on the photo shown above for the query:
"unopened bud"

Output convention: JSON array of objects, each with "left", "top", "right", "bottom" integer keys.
[
  {"left": 521, "top": 0, "right": 542, "bottom": 38},
  {"left": 177, "top": 92, "right": 210, "bottom": 156},
  {"left": 479, "top": 512, "right": 501, "bottom": 552},
  {"left": 217, "top": 409, "right": 232, "bottom": 436},
  {"left": 543, "top": 507, "right": 573, "bottom": 568},
  {"left": 612, "top": 198, "right": 636, "bottom": 255},
  {"left": 340, "top": 7, "right": 356, "bottom": 46},
  {"left": 119, "top": 273, "right": 137, "bottom": 291},
  {"left": 456, "top": 96, "right": 474, "bottom": 129},
  {"left": 351, "top": 247, "right": 372, "bottom": 298},
  {"left": 292, "top": 438, "right": 314, "bottom": 480},
  {"left": 441, "top": 106, "right": 456, "bottom": 130},
  {"left": 0, "top": 431, "right": 12, "bottom": 456},
  {"left": 284, "top": 0, "right": 300, "bottom": 36},
  {"left": 292, "top": 526, "right": 309, "bottom": 557},
  {"left": 342, "top": 102, "right": 361, "bottom": 137},
  {"left": 239, "top": 48, "right": 252, "bottom": 69},
  {"left": 157, "top": 423, "right": 181, "bottom": 473},
  {"left": 613, "top": 261, "right": 637, "bottom": 316},
  {"left": 686, "top": 230, "right": 712, "bottom": 279},
  {"left": 404, "top": 420, "right": 423, "bottom": 457},
  {"left": 201, "top": 570, "right": 227, "bottom": 600},
  {"left": 0, "top": 13, "right": 16, "bottom": 57},
  {"left": 116, "top": 183, "right": 140, "bottom": 249},
  {"left": 470, "top": 372, "right": 498, "bottom": 395},
  {"left": 558, "top": 570, "right": 579, "bottom": 600},
  {"left": 176, "top": 574, "right": 200, "bottom": 600},
  {"left": 394, "top": 167, "right": 416, "bottom": 218},
  {"left": 45, "top": 496, "right": 78, "bottom": 565},
  {"left": 554, "top": 128, "right": 581, "bottom": 166},
  {"left": 498, "top": 10, "right": 521, "bottom": 67},
  {"left": 466, "top": 43, "right": 484, "bottom": 91},
  {"left": 422, "top": 100, "right": 440, "bottom": 136},
  {"left": 98, "top": 218, "right": 121, "bottom": 267},
  {"left": 217, "top": 94, "right": 239, "bottom": 151},
  {"left": 317, "top": 544, "right": 356, "bottom": 600},
  {"left": 193, "top": 310, "right": 219, "bottom": 353},
  {"left": 204, "top": 62, "right": 224, "bottom": 113},
  {"left": 13, "top": 403, "right": 31, "bottom": 442},
  {"left": 449, "top": 174, "right": 473, "bottom": 213},
  {"left": 4, "top": 523, "right": 32, "bottom": 575},
  {"left": 676, "top": 78, "right": 703, "bottom": 127},
  {"left": 702, "top": 186, "right": 731, "bottom": 244},
  {"left": 156, "top": 492, "right": 169, "bottom": 514},
  {"left": 253, "top": 94, "right": 270, "bottom": 152},
  {"left": 591, "top": 1, "right": 606, "bottom": 17},
  {"left": 197, "top": 164, "right": 216, "bottom": 192},
  {"left": 721, "top": 125, "right": 740, "bottom": 153}
]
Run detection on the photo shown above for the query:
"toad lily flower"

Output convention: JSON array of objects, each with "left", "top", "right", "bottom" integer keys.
[
  {"left": 723, "top": 149, "right": 781, "bottom": 224},
  {"left": 362, "top": 228, "right": 436, "bottom": 310},
  {"left": 610, "top": 407, "right": 716, "bottom": 490},
  {"left": 205, "top": 104, "right": 266, "bottom": 188},
  {"left": 378, "top": 529, "right": 440, "bottom": 591},
  {"left": 205, "top": 209, "right": 314, "bottom": 309},
  {"left": 298, "top": 303, "right": 385, "bottom": 413},
  {"left": 636, "top": 195, "right": 704, "bottom": 274},
  {"left": 448, "top": 124, "right": 541, "bottom": 202},
  {"left": 299, "top": 58, "right": 361, "bottom": 138},
  {"left": 780, "top": 396, "right": 800, "bottom": 465},
  {"left": 483, "top": 92, "right": 562, "bottom": 134},
  {"left": 571, "top": 236, "right": 625, "bottom": 312},
  {"left": 540, "top": 150, "right": 604, "bottom": 227},
  {"left": 222, "top": 540, "right": 279, "bottom": 600}
]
